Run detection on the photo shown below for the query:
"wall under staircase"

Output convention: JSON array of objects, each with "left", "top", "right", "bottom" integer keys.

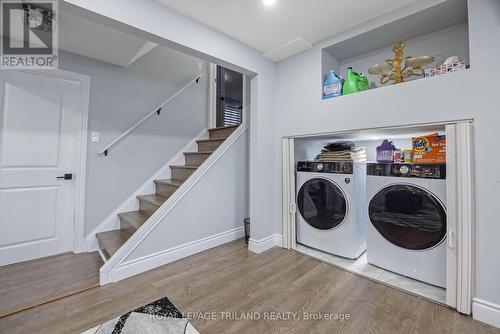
[
  {"left": 59, "top": 50, "right": 209, "bottom": 238},
  {"left": 94, "top": 125, "right": 248, "bottom": 284}
]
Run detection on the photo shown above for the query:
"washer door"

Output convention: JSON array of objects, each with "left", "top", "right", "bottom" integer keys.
[
  {"left": 369, "top": 184, "right": 446, "bottom": 250},
  {"left": 297, "top": 178, "right": 347, "bottom": 230}
]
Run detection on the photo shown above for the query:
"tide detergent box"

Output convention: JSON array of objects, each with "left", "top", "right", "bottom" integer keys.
[{"left": 412, "top": 133, "right": 446, "bottom": 164}]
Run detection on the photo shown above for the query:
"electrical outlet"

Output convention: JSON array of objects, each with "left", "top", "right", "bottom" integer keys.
[{"left": 91, "top": 131, "right": 100, "bottom": 143}]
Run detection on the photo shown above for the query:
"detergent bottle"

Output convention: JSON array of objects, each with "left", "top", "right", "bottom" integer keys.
[
  {"left": 343, "top": 67, "right": 369, "bottom": 95},
  {"left": 323, "top": 70, "right": 342, "bottom": 99},
  {"left": 376, "top": 140, "right": 396, "bottom": 163}
]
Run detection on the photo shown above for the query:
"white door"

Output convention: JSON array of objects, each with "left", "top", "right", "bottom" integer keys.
[{"left": 0, "top": 70, "right": 82, "bottom": 266}]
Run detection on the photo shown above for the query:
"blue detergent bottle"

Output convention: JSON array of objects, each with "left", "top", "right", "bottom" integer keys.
[{"left": 323, "top": 70, "right": 342, "bottom": 99}]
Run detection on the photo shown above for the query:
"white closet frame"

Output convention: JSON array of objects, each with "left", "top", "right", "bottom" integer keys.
[
  {"left": 445, "top": 121, "right": 475, "bottom": 314},
  {"left": 281, "top": 120, "right": 475, "bottom": 314},
  {"left": 282, "top": 138, "right": 296, "bottom": 249}
]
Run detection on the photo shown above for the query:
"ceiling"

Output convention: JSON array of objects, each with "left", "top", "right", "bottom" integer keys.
[
  {"left": 59, "top": 11, "right": 158, "bottom": 67},
  {"left": 156, "top": 0, "right": 419, "bottom": 61},
  {"left": 0, "top": 8, "right": 158, "bottom": 67}
]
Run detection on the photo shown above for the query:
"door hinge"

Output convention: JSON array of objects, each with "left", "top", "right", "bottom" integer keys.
[{"left": 289, "top": 202, "right": 297, "bottom": 215}]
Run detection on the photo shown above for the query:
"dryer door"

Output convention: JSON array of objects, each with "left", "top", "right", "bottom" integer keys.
[
  {"left": 297, "top": 178, "right": 347, "bottom": 230},
  {"left": 369, "top": 184, "right": 446, "bottom": 250}
]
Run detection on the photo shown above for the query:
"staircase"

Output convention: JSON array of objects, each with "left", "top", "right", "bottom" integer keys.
[{"left": 95, "top": 125, "right": 239, "bottom": 260}]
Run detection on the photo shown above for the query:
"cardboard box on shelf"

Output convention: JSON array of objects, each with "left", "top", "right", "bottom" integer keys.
[{"left": 412, "top": 133, "right": 446, "bottom": 164}]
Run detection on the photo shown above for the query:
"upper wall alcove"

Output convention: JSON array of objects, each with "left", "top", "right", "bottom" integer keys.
[{"left": 321, "top": 0, "right": 469, "bottom": 100}]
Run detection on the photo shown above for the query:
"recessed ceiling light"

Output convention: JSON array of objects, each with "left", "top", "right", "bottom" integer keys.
[{"left": 262, "top": 0, "right": 276, "bottom": 6}]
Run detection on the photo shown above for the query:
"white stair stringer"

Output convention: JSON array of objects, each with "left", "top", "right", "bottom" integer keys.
[
  {"left": 99, "top": 124, "right": 248, "bottom": 284},
  {"left": 84, "top": 129, "right": 208, "bottom": 253}
]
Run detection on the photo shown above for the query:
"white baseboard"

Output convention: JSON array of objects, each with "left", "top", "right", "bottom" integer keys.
[
  {"left": 100, "top": 227, "right": 244, "bottom": 284},
  {"left": 473, "top": 298, "right": 500, "bottom": 329},
  {"left": 248, "top": 234, "right": 283, "bottom": 254}
]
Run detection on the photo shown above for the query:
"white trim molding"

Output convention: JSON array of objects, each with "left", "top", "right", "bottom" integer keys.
[
  {"left": 248, "top": 234, "right": 284, "bottom": 254},
  {"left": 102, "top": 227, "right": 244, "bottom": 284},
  {"left": 281, "top": 138, "right": 296, "bottom": 250},
  {"left": 208, "top": 63, "right": 217, "bottom": 129},
  {"left": 73, "top": 72, "right": 91, "bottom": 254},
  {"left": 473, "top": 298, "right": 500, "bottom": 329}
]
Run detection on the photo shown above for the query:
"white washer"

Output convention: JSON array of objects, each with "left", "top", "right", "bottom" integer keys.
[
  {"left": 296, "top": 161, "right": 367, "bottom": 259},
  {"left": 366, "top": 163, "right": 447, "bottom": 288}
]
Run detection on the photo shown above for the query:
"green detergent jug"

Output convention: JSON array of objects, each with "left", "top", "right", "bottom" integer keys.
[{"left": 343, "top": 67, "right": 369, "bottom": 95}]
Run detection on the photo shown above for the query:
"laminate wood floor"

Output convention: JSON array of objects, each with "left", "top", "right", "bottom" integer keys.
[
  {"left": 0, "top": 252, "right": 102, "bottom": 318},
  {"left": 0, "top": 240, "right": 497, "bottom": 334}
]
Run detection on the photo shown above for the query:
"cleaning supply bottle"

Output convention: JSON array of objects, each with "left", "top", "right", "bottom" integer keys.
[
  {"left": 377, "top": 140, "right": 396, "bottom": 163},
  {"left": 323, "top": 70, "right": 342, "bottom": 99},
  {"left": 343, "top": 67, "right": 369, "bottom": 95}
]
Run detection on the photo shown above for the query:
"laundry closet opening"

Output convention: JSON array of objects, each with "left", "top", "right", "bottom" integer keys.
[{"left": 281, "top": 121, "right": 474, "bottom": 314}]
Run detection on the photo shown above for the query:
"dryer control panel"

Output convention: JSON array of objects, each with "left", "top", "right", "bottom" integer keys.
[
  {"left": 367, "top": 163, "right": 446, "bottom": 179},
  {"left": 297, "top": 161, "right": 354, "bottom": 174}
]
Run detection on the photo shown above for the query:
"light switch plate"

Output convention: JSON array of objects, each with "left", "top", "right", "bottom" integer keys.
[{"left": 91, "top": 131, "right": 100, "bottom": 143}]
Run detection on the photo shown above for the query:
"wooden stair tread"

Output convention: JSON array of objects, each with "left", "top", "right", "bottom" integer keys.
[
  {"left": 207, "top": 125, "right": 239, "bottom": 139},
  {"left": 118, "top": 211, "right": 150, "bottom": 230},
  {"left": 154, "top": 179, "right": 184, "bottom": 187},
  {"left": 208, "top": 125, "right": 239, "bottom": 131},
  {"left": 137, "top": 194, "right": 168, "bottom": 207},
  {"left": 96, "top": 229, "right": 131, "bottom": 259},
  {"left": 170, "top": 165, "right": 199, "bottom": 169},
  {"left": 183, "top": 151, "right": 213, "bottom": 155},
  {"left": 196, "top": 137, "right": 226, "bottom": 143}
]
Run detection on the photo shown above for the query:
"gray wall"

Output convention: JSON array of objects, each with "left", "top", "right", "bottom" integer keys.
[
  {"left": 275, "top": 0, "right": 500, "bottom": 306},
  {"left": 59, "top": 46, "right": 209, "bottom": 235},
  {"left": 468, "top": 0, "right": 500, "bottom": 307}
]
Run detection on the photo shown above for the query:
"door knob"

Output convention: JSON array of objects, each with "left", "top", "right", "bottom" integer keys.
[{"left": 57, "top": 174, "right": 73, "bottom": 180}]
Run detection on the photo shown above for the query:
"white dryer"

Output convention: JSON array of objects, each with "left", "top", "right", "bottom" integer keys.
[
  {"left": 296, "top": 161, "right": 366, "bottom": 259},
  {"left": 366, "top": 163, "right": 447, "bottom": 288}
]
